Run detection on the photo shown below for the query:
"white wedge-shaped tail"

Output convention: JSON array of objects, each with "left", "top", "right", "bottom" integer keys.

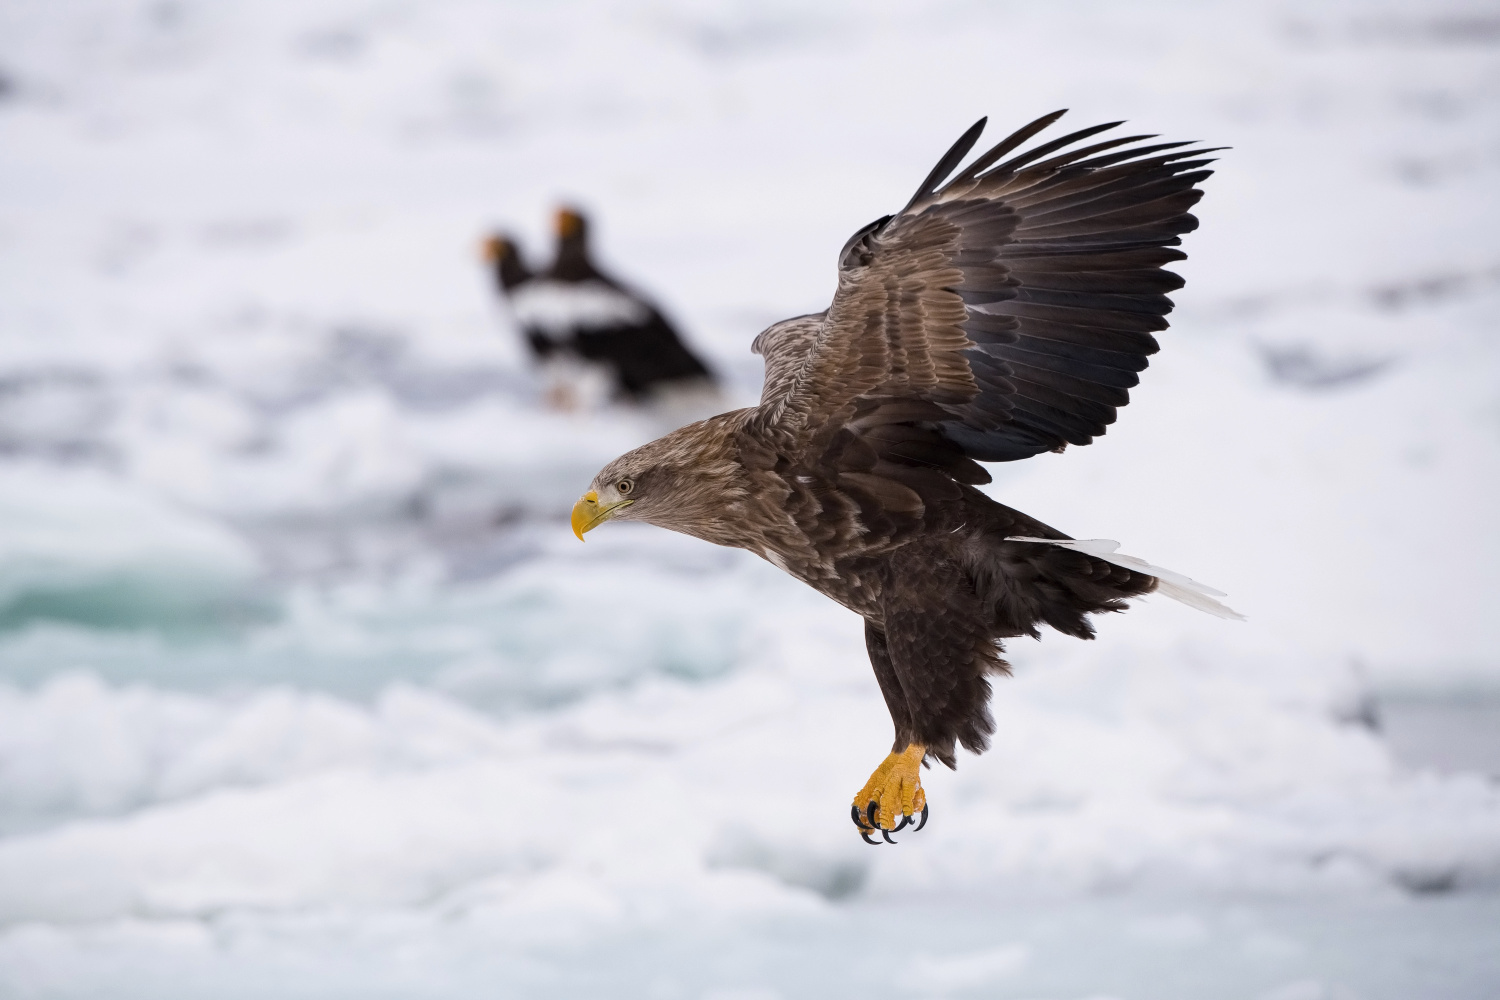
[{"left": 1005, "top": 537, "right": 1245, "bottom": 621}]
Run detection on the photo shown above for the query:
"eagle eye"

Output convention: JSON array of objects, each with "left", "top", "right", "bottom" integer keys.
[{"left": 617, "top": 479, "right": 634, "bottom": 495}]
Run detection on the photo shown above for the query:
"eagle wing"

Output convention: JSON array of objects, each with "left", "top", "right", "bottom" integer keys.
[
  {"left": 751, "top": 312, "right": 826, "bottom": 405},
  {"left": 752, "top": 111, "right": 1217, "bottom": 471}
]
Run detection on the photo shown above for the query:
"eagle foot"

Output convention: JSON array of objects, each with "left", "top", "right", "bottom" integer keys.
[{"left": 850, "top": 743, "right": 927, "bottom": 844}]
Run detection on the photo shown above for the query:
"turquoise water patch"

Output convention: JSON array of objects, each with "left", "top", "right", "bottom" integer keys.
[
  {"left": 0, "top": 547, "right": 767, "bottom": 707},
  {"left": 0, "top": 573, "right": 279, "bottom": 635}
]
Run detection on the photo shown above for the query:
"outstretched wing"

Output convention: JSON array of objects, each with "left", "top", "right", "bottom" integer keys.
[{"left": 752, "top": 111, "right": 1217, "bottom": 468}]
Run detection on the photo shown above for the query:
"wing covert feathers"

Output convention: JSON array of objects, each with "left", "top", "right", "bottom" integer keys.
[
  {"left": 1006, "top": 537, "right": 1244, "bottom": 620},
  {"left": 752, "top": 111, "right": 1220, "bottom": 466}
]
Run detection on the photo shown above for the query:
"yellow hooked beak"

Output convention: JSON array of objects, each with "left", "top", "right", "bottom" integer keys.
[{"left": 571, "top": 490, "right": 632, "bottom": 541}]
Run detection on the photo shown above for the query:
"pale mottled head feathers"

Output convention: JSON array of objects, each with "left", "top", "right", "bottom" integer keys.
[{"left": 587, "top": 411, "right": 753, "bottom": 544}]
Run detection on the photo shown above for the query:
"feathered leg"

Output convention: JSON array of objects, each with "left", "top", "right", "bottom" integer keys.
[{"left": 864, "top": 622, "right": 916, "bottom": 751}]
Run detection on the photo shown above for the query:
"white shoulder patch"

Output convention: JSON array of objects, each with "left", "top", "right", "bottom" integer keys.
[
  {"left": 1004, "top": 536, "right": 1245, "bottom": 621},
  {"left": 509, "top": 280, "right": 651, "bottom": 334}
]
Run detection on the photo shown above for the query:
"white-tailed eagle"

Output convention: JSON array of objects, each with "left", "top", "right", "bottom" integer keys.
[{"left": 571, "top": 112, "right": 1240, "bottom": 844}]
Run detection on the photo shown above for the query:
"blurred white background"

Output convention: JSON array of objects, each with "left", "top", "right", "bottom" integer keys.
[{"left": 1, "top": 1, "right": 1498, "bottom": 997}]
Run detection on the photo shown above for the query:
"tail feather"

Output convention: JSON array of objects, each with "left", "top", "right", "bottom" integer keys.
[{"left": 1005, "top": 537, "right": 1245, "bottom": 621}]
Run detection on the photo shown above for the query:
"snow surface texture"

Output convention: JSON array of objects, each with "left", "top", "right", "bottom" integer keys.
[{"left": 2, "top": 0, "right": 1500, "bottom": 997}]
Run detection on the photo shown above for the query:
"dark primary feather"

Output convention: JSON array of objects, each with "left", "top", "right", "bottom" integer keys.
[
  {"left": 754, "top": 110, "right": 1219, "bottom": 464},
  {"left": 947, "top": 109, "right": 1067, "bottom": 187},
  {"left": 901, "top": 116, "right": 988, "bottom": 212}
]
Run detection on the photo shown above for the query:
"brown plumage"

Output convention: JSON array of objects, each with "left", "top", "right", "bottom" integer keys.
[{"left": 572, "top": 111, "right": 1238, "bottom": 842}]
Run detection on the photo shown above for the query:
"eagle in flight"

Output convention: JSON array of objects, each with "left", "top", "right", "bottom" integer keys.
[{"left": 571, "top": 111, "right": 1241, "bottom": 844}]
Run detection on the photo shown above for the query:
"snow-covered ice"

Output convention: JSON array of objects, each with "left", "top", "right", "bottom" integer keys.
[{"left": 2, "top": 0, "right": 1499, "bottom": 996}]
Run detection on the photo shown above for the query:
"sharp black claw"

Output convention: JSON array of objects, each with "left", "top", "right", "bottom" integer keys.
[
  {"left": 860, "top": 829, "right": 881, "bottom": 846},
  {"left": 881, "top": 828, "right": 897, "bottom": 844},
  {"left": 865, "top": 801, "right": 879, "bottom": 827},
  {"left": 851, "top": 804, "right": 868, "bottom": 830},
  {"left": 913, "top": 804, "right": 929, "bottom": 831},
  {"left": 893, "top": 813, "right": 911, "bottom": 832}
]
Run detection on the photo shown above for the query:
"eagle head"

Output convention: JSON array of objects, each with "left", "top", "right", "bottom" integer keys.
[
  {"left": 571, "top": 415, "right": 749, "bottom": 545},
  {"left": 480, "top": 234, "right": 510, "bottom": 263}
]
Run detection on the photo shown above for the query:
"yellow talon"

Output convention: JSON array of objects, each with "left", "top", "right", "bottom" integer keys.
[{"left": 853, "top": 743, "right": 927, "bottom": 832}]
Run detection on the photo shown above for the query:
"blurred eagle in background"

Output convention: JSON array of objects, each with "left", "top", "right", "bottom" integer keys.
[
  {"left": 483, "top": 208, "right": 717, "bottom": 410},
  {"left": 570, "top": 111, "right": 1241, "bottom": 844}
]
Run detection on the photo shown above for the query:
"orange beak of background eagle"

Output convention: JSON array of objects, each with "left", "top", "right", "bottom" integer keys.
[
  {"left": 571, "top": 490, "right": 632, "bottom": 541},
  {"left": 556, "top": 208, "right": 583, "bottom": 238}
]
